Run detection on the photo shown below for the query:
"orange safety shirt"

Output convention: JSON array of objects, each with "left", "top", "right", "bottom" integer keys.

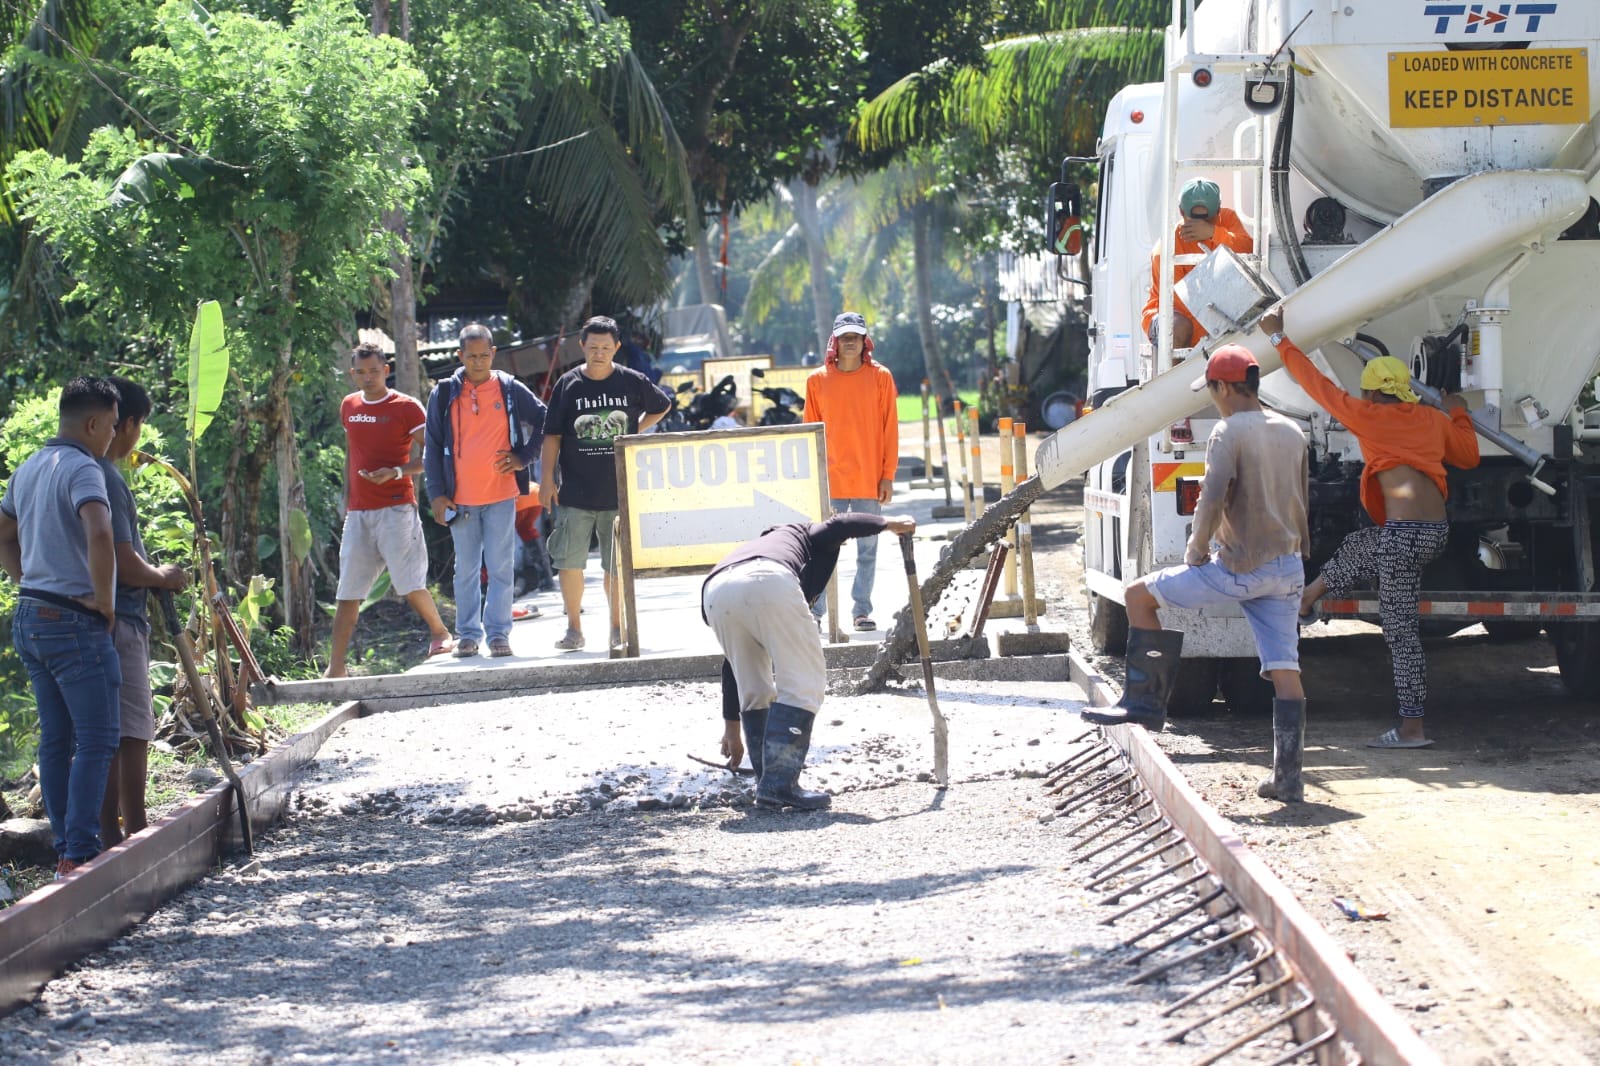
[
  {"left": 450, "top": 377, "right": 518, "bottom": 506},
  {"left": 803, "top": 353, "right": 899, "bottom": 500},
  {"left": 1141, "top": 208, "right": 1255, "bottom": 343},
  {"left": 1275, "top": 337, "right": 1480, "bottom": 526}
]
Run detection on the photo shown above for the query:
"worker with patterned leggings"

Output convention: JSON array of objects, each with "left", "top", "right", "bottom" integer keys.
[{"left": 1264, "top": 308, "right": 1480, "bottom": 750}]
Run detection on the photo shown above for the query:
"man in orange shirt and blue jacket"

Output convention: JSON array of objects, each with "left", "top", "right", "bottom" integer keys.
[
  {"left": 803, "top": 312, "right": 900, "bottom": 631},
  {"left": 1264, "top": 308, "right": 1479, "bottom": 749},
  {"left": 424, "top": 324, "right": 546, "bottom": 659}
]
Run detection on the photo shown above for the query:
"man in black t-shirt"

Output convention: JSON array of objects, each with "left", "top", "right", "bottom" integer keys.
[{"left": 539, "top": 316, "right": 671, "bottom": 651}]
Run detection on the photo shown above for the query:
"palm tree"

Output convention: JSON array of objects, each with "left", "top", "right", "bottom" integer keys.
[{"left": 854, "top": 3, "right": 1166, "bottom": 168}]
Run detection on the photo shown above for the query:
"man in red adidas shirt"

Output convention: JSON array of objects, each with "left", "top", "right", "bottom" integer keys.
[{"left": 326, "top": 343, "right": 452, "bottom": 677}]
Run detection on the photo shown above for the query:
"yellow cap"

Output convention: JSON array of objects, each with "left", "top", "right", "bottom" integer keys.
[{"left": 1359, "top": 356, "right": 1419, "bottom": 404}]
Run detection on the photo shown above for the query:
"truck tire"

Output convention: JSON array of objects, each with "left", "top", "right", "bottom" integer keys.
[
  {"left": 1087, "top": 591, "right": 1128, "bottom": 656},
  {"left": 1552, "top": 623, "right": 1600, "bottom": 700},
  {"left": 1218, "top": 658, "right": 1274, "bottom": 716},
  {"left": 1167, "top": 658, "right": 1221, "bottom": 717}
]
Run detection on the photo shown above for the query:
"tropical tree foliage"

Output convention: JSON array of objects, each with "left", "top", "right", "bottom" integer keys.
[
  {"left": 855, "top": 1, "right": 1165, "bottom": 167},
  {"left": 11, "top": 0, "right": 428, "bottom": 648}
]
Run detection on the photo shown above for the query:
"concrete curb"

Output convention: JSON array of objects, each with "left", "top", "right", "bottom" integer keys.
[
  {"left": 0, "top": 701, "right": 361, "bottom": 1017},
  {"left": 1063, "top": 650, "right": 1440, "bottom": 1066}
]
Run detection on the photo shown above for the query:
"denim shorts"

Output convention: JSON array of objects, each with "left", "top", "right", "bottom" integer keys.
[{"left": 1145, "top": 552, "right": 1304, "bottom": 676}]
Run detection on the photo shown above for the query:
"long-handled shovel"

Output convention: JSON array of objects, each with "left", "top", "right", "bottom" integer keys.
[
  {"left": 157, "top": 589, "right": 254, "bottom": 854},
  {"left": 899, "top": 533, "right": 949, "bottom": 787}
]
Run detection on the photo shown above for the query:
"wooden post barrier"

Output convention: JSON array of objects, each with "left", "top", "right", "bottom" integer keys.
[
  {"left": 935, "top": 396, "right": 953, "bottom": 508},
  {"left": 1014, "top": 421, "right": 1038, "bottom": 626},
  {"left": 918, "top": 379, "right": 935, "bottom": 489},
  {"left": 998, "top": 417, "right": 1017, "bottom": 597},
  {"left": 968, "top": 406, "right": 983, "bottom": 518},
  {"left": 954, "top": 400, "right": 973, "bottom": 524}
]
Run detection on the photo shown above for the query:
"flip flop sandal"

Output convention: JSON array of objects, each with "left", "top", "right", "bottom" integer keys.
[
  {"left": 853, "top": 616, "right": 877, "bottom": 631},
  {"left": 1367, "top": 727, "right": 1434, "bottom": 749},
  {"left": 512, "top": 603, "right": 541, "bottom": 621}
]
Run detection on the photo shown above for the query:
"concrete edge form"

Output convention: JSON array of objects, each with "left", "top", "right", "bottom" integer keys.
[
  {"left": 0, "top": 700, "right": 362, "bottom": 1017},
  {"left": 253, "top": 638, "right": 991, "bottom": 706},
  {"left": 1066, "top": 652, "right": 1442, "bottom": 1066}
]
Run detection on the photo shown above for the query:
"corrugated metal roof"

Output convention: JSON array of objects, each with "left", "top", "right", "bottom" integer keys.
[{"left": 997, "top": 250, "right": 1086, "bottom": 304}]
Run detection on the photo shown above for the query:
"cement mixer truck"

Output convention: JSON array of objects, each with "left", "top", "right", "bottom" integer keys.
[{"left": 1033, "top": 0, "right": 1600, "bottom": 713}]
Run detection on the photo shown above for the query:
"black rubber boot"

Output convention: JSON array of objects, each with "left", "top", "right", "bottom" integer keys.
[
  {"left": 756, "top": 703, "right": 832, "bottom": 810},
  {"left": 1257, "top": 698, "right": 1306, "bottom": 802},
  {"left": 1083, "top": 628, "right": 1184, "bottom": 730},
  {"left": 741, "top": 706, "right": 768, "bottom": 778}
]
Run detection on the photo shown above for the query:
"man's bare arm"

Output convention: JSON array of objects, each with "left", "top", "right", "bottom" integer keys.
[{"left": 0, "top": 511, "right": 21, "bottom": 582}]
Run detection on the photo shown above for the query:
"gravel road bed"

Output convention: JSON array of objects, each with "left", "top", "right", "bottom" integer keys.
[{"left": 0, "top": 680, "right": 1309, "bottom": 1065}]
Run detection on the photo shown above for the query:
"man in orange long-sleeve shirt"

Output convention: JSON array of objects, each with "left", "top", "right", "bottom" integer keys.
[
  {"left": 1264, "top": 309, "right": 1479, "bottom": 749},
  {"left": 1143, "top": 179, "right": 1255, "bottom": 350},
  {"left": 803, "top": 312, "right": 900, "bottom": 631}
]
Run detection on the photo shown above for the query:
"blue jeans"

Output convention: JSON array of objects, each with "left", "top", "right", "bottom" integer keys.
[
  {"left": 1144, "top": 552, "right": 1304, "bottom": 676},
  {"left": 811, "top": 497, "right": 883, "bottom": 619},
  {"left": 13, "top": 599, "right": 121, "bottom": 861},
  {"left": 450, "top": 498, "right": 517, "bottom": 643}
]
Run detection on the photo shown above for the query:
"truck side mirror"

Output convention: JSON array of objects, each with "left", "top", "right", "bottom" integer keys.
[{"left": 1046, "top": 181, "right": 1084, "bottom": 257}]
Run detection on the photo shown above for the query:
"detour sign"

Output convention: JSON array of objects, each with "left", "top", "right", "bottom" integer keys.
[
  {"left": 1389, "top": 48, "right": 1589, "bottom": 128},
  {"left": 615, "top": 423, "right": 829, "bottom": 571}
]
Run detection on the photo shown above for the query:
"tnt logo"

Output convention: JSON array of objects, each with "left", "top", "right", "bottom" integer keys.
[{"left": 1426, "top": 3, "right": 1558, "bottom": 34}]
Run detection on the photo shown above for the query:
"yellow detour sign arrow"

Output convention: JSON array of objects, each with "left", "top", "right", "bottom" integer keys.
[{"left": 616, "top": 424, "right": 829, "bottom": 571}]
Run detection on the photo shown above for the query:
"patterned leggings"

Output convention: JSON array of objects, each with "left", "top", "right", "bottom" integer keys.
[{"left": 1317, "top": 521, "right": 1449, "bottom": 716}]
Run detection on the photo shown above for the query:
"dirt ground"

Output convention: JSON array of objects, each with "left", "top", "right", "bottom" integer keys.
[
  {"left": 1, "top": 686, "right": 1317, "bottom": 1066},
  {"left": 1027, "top": 472, "right": 1600, "bottom": 1066}
]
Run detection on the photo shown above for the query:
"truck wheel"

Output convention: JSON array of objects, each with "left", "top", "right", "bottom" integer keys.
[
  {"left": 1087, "top": 591, "right": 1128, "bottom": 656},
  {"left": 1552, "top": 623, "right": 1600, "bottom": 700},
  {"left": 1481, "top": 620, "right": 1540, "bottom": 643},
  {"left": 1218, "top": 658, "right": 1274, "bottom": 716},
  {"left": 1167, "top": 658, "right": 1221, "bottom": 716}
]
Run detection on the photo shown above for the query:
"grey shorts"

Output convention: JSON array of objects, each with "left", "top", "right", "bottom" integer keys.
[
  {"left": 112, "top": 617, "right": 155, "bottom": 742},
  {"left": 546, "top": 506, "right": 618, "bottom": 573},
  {"left": 337, "top": 504, "right": 430, "bottom": 600}
]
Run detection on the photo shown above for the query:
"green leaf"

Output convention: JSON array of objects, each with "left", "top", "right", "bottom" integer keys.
[
  {"left": 186, "top": 300, "right": 229, "bottom": 442},
  {"left": 359, "top": 570, "right": 392, "bottom": 614},
  {"left": 255, "top": 534, "right": 278, "bottom": 561},
  {"left": 108, "top": 153, "right": 218, "bottom": 208},
  {"left": 288, "top": 508, "right": 312, "bottom": 563}
]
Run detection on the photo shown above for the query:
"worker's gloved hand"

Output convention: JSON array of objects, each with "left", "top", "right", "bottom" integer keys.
[{"left": 885, "top": 515, "right": 916, "bottom": 536}]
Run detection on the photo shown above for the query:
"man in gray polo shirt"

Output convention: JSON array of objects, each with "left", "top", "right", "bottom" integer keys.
[{"left": 0, "top": 377, "right": 123, "bottom": 877}]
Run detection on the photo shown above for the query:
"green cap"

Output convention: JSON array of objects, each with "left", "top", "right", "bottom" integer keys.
[{"left": 1179, "top": 179, "right": 1221, "bottom": 218}]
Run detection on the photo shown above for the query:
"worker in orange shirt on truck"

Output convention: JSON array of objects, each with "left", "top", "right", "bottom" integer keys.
[
  {"left": 1143, "top": 179, "right": 1255, "bottom": 350},
  {"left": 803, "top": 312, "right": 900, "bottom": 632}
]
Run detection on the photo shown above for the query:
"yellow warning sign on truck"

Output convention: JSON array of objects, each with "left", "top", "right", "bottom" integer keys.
[
  {"left": 1389, "top": 48, "right": 1588, "bottom": 128},
  {"left": 616, "top": 424, "right": 829, "bottom": 571}
]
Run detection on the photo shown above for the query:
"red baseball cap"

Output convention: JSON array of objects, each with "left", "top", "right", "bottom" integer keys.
[{"left": 1190, "top": 344, "right": 1259, "bottom": 391}]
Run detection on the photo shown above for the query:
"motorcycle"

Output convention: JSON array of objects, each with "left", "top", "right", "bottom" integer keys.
[
  {"left": 655, "top": 379, "right": 698, "bottom": 433},
  {"left": 684, "top": 374, "right": 740, "bottom": 431},
  {"left": 751, "top": 367, "right": 805, "bottom": 426},
  {"left": 756, "top": 385, "right": 805, "bottom": 425}
]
